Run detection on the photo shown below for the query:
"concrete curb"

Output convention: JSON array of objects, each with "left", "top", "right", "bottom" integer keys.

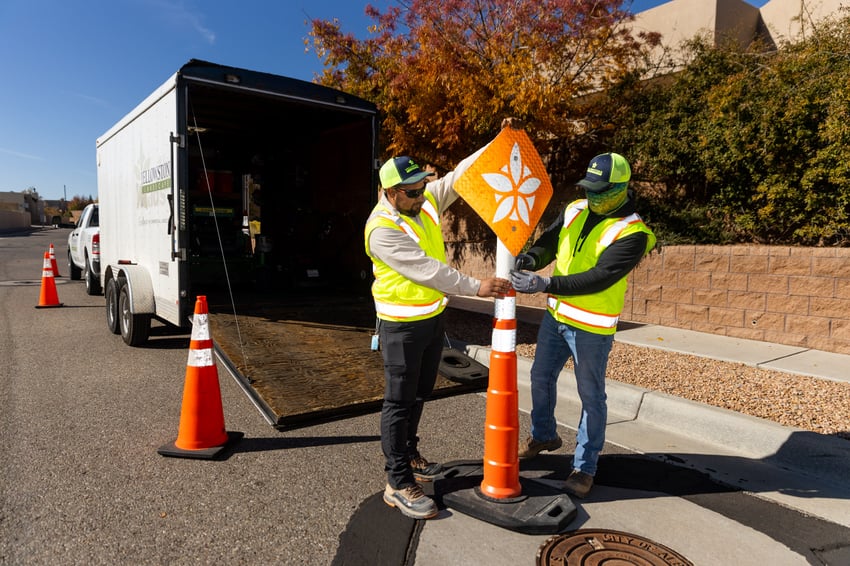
[{"left": 459, "top": 342, "right": 850, "bottom": 489}]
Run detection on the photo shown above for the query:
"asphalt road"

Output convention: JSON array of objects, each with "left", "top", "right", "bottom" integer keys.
[{"left": 2, "top": 228, "right": 849, "bottom": 565}]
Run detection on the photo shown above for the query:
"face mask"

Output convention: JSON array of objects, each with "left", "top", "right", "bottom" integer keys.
[{"left": 586, "top": 183, "right": 628, "bottom": 215}]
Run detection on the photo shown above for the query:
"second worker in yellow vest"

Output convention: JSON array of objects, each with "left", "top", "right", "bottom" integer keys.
[{"left": 510, "top": 152, "right": 655, "bottom": 499}]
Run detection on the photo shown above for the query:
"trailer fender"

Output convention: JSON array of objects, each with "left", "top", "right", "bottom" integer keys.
[{"left": 107, "top": 264, "right": 156, "bottom": 314}]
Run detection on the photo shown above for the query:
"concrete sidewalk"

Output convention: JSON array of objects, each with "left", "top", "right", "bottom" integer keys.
[
  {"left": 615, "top": 323, "right": 850, "bottom": 384},
  {"left": 414, "top": 297, "right": 850, "bottom": 565}
]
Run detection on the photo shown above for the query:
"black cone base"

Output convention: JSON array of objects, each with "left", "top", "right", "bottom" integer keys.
[
  {"left": 157, "top": 431, "right": 244, "bottom": 460},
  {"left": 436, "top": 460, "right": 577, "bottom": 535}
]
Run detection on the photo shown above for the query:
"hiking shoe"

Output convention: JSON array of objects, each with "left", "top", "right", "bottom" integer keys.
[
  {"left": 518, "top": 435, "right": 563, "bottom": 459},
  {"left": 563, "top": 470, "right": 594, "bottom": 499},
  {"left": 383, "top": 483, "right": 439, "bottom": 519},
  {"left": 410, "top": 454, "right": 443, "bottom": 481}
]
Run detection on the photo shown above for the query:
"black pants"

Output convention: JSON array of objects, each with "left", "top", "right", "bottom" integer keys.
[{"left": 379, "top": 313, "right": 445, "bottom": 489}]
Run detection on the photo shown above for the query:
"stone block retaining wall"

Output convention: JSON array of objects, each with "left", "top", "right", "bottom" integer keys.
[{"left": 448, "top": 244, "right": 850, "bottom": 355}]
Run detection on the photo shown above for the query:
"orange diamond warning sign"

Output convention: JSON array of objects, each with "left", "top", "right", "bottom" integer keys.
[{"left": 454, "top": 128, "right": 553, "bottom": 256}]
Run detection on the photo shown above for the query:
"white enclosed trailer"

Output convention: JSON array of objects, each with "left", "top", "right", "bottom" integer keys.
[{"left": 97, "top": 60, "right": 379, "bottom": 347}]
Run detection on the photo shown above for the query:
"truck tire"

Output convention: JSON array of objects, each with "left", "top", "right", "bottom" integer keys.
[
  {"left": 105, "top": 277, "right": 121, "bottom": 335},
  {"left": 85, "top": 256, "right": 102, "bottom": 295},
  {"left": 68, "top": 249, "right": 82, "bottom": 280},
  {"left": 119, "top": 284, "right": 150, "bottom": 346}
]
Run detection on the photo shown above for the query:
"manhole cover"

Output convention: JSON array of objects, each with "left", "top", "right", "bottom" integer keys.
[{"left": 537, "top": 529, "right": 693, "bottom": 565}]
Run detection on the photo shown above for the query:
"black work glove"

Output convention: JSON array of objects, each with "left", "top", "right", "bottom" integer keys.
[
  {"left": 514, "top": 253, "right": 535, "bottom": 271},
  {"left": 510, "top": 270, "right": 550, "bottom": 294}
]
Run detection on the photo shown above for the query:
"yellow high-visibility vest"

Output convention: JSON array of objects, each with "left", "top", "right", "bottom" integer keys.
[
  {"left": 365, "top": 193, "right": 448, "bottom": 322},
  {"left": 547, "top": 200, "right": 655, "bottom": 335}
]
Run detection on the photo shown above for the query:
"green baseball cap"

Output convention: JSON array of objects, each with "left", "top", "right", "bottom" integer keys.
[
  {"left": 577, "top": 153, "right": 631, "bottom": 192},
  {"left": 379, "top": 156, "right": 431, "bottom": 188}
]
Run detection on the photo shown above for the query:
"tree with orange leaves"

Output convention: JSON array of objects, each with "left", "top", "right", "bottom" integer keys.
[{"left": 308, "top": 0, "right": 660, "bottom": 186}]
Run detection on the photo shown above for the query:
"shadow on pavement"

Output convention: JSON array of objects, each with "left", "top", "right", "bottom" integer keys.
[
  {"left": 335, "top": 452, "right": 850, "bottom": 564},
  {"left": 232, "top": 434, "right": 381, "bottom": 454}
]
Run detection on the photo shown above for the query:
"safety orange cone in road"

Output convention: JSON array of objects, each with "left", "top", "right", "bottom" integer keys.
[
  {"left": 158, "top": 295, "right": 242, "bottom": 459},
  {"left": 35, "top": 252, "right": 63, "bottom": 309},
  {"left": 49, "top": 243, "right": 61, "bottom": 277}
]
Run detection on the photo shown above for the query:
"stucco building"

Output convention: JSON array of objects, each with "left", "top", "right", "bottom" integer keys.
[{"left": 630, "top": 0, "right": 848, "bottom": 68}]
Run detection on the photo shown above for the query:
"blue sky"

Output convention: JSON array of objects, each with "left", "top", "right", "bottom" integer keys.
[{"left": 0, "top": 0, "right": 767, "bottom": 202}]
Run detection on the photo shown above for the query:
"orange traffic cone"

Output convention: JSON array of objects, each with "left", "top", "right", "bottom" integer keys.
[
  {"left": 479, "top": 289, "right": 522, "bottom": 500},
  {"left": 158, "top": 295, "right": 242, "bottom": 459},
  {"left": 49, "top": 243, "right": 62, "bottom": 277},
  {"left": 35, "top": 252, "right": 63, "bottom": 308}
]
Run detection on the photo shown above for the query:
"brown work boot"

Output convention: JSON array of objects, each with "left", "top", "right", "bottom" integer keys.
[
  {"left": 518, "top": 435, "right": 563, "bottom": 459},
  {"left": 563, "top": 469, "right": 594, "bottom": 499}
]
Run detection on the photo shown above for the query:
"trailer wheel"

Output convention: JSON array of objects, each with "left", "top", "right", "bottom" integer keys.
[
  {"left": 84, "top": 255, "right": 102, "bottom": 295},
  {"left": 105, "top": 277, "right": 121, "bottom": 335},
  {"left": 68, "top": 249, "right": 82, "bottom": 280},
  {"left": 119, "top": 284, "right": 150, "bottom": 346}
]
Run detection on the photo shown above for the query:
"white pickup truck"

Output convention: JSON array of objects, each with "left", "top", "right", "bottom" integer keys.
[{"left": 67, "top": 203, "right": 101, "bottom": 295}]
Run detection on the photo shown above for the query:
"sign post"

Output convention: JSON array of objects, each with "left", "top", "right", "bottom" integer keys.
[{"left": 440, "top": 126, "right": 576, "bottom": 533}]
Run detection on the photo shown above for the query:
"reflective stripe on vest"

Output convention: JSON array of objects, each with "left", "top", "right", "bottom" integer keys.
[
  {"left": 374, "top": 200, "right": 440, "bottom": 244},
  {"left": 563, "top": 201, "right": 585, "bottom": 228},
  {"left": 600, "top": 213, "right": 643, "bottom": 247},
  {"left": 376, "top": 211, "right": 419, "bottom": 242},
  {"left": 374, "top": 296, "right": 448, "bottom": 319},
  {"left": 546, "top": 295, "right": 619, "bottom": 329}
]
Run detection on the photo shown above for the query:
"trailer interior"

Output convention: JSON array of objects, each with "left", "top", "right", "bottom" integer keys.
[{"left": 182, "top": 74, "right": 376, "bottom": 299}]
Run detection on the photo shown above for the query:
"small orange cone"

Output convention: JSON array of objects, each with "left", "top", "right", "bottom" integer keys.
[
  {"left": 158, "top": 295, "right": 242, "bottom": 459},
  {"left": 49, "top": 243, "right": 62, "bottom": 277},
  {"left": 35, "top": 252, "right": 63, "bottom": 308}
]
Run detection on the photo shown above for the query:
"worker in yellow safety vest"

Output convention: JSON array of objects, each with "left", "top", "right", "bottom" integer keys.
[
  {"left": 365, "top": 154, "right": 511, "bottom": 520},
  {"left": 510, "top": 152, "right": 655, "bottom": 499}
]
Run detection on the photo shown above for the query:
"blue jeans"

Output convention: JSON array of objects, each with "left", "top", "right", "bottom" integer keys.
[{"left": 529, "top": 312, "right": 614, "bottom": 476}]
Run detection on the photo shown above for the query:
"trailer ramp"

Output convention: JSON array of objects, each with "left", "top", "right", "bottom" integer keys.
[{"left": 207, "top": 296, "right": 488, "bottom": 429}]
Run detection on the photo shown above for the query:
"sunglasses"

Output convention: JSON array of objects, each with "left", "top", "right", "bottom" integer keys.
[{"left": 396, "top": 187, "right": 425, "bottom": 199}]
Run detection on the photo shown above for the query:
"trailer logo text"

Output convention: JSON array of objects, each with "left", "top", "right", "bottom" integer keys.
[{"left": 141, "top": 162, "right": 172, "bottom": 193}]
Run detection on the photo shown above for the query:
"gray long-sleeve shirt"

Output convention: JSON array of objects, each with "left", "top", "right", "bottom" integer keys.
[{"left": 367, "top": 148, "right": 486, "bottom": 298}]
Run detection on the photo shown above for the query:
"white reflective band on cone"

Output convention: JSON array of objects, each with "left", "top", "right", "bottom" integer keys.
[
  {"left": 494, "top": 295, "right": 516, "bottom": 320},
  {"left": 191, "top": 314, "right": 211, "bottom": 340},
  {"left": 491, "top": 328, "right": 516, "bottom": 353},
  {"left": 188, "top": 348, "right": 214, "bottom": 367}
]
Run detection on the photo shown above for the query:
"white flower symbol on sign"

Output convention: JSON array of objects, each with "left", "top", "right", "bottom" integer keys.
[{"left": 482, "top": 142, "right": 541, "bottom": 226}]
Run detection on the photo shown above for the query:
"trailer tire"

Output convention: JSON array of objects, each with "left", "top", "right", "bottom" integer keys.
[
  {"left": 68, "top": 249, "right": 82, "bottom": 280},
  {"left": 85, "top": 255, "right": 102, "bottom": 295},
  {"left": 119, "top": 284, "right": 150, "bottom": 346},
  {"left": 105, "top": 277, "right": 121, "bottom": 335}
]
